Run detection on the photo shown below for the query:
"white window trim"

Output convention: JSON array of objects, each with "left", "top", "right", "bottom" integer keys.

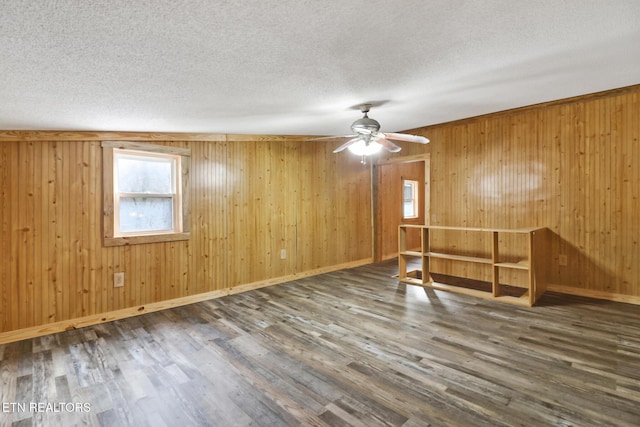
[{"left": 102, "top": 141, "right": 190, "bottom": 246}]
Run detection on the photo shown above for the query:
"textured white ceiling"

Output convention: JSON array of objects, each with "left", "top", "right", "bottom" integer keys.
[{"left": 1, "top": 0, "right": 639, "bottom": 135}]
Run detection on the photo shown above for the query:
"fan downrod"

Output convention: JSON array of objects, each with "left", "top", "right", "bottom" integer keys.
[{"left": 360, "top": 104, "right": 372, "bottom": 115}]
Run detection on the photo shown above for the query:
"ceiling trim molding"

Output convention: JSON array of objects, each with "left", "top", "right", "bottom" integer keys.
[
  {"left": 0, "top": 131, "right": 312, "bottom": 143},
  {"left": 0, "top": 131, "right": 226, "bottom": 142},
  {"left": 225, "top": 134, "right": 312, "bottom": 142},
  {"left": 0, "top": 130, "right": 309, "bottom": 142}
]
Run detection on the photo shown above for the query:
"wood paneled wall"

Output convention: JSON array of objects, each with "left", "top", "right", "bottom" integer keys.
[
  {"left": 0, "top": 135, "right": 372, "bottom": 336},
  {"left": 381, "top": 85, "right": 640, "bottom": 302}
]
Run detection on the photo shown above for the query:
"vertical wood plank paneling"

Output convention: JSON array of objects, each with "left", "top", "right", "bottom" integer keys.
[
  {"left": 164, "top": 243, "right": 173, "bottom": 300},
  {"left": 47, "top": 143, "right": 58, "bottom": 324},
  {"left": 617, "top": 92, "right": 640, "bottom": 295},
  {"left": 80, "top": 141, "right": 90, "bottom": 317},
  {"left": 191, "top": 141, "right": 204, "bottom": 295},
  {"left": 189, "top": 140, "right": 228, "bottom": 295},
  {"left": 226, "top": 140, "right": 246, "bottom": 285},
  {"left": 540, "top": 106, "right": 558, "bottom": 281},
  {"left": 74, "top": 140, "right": 85, "bottom": 316},
  {"left": 0, "top": 144, "right": 8, "bottom": 331},
  {"left": 35, "top": 142, "right": 47, "bottom": 328},
  {"left": 618, "top": 94, "right": 631, "bottom": 293},
  {"left": 296, "top": 142, "right": 314, "bottom": 271},
  {"left": 631, "top": 93, "right": 640, "bottom": 293},
  {"left": 87, "top": 141, "right": 98, "bottom": 317},
  {"left": 132, "top": 241, "right": 142, "bottom": 307},
  {"left": 283, "top": 141, "right": 299, "bottom": 275},
  {"left": 296, "top": 141, "right": 372, "bottom": 272},
  {"left": 111, "top": 243, "right": 119, "bottom": 312},
  {"left": 1, "top": 143, "right": 15, "bottom": 331},
  {"left": 33, "top": 141, "right": 44, "bottom": 328},
  {"left": 60, "top": 141, "right": 70, "bottom": 322},
  {"left": 227, "top": 140, "right": 259, "bottom": 286},
  {"left": 9, "top": 140, "right": 17, "bottom": 328},
  {"left": 18, "top": 142, "right": 35, "bottom": 328}
]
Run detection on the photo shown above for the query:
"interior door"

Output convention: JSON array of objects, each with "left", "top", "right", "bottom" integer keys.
[{"left": 376, "top": 160, "right": 426, "bottom": 261}]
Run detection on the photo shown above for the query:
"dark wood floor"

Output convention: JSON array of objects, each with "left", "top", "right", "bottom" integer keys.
[{"left": 2, "top": 260, "right": 640, "bottom": 426}]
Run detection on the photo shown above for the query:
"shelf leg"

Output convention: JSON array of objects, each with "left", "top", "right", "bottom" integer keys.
[
  {"left": 398, "top": 227, "right": 406, "bottom": 279},
  {"left": 492, "top": 231, "right": 499, "bottom": 297},
  {"left": 399, "top": 255, "right": 407, "bottom": 280},
  {"left": 528, "top": 231, "right": 535, "bottom": 305},
  {"left": 422, "top": 228, "right": 430, "bottom": 284}
]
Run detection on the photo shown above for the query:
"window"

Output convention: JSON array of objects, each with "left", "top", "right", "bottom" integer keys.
[
  {"left": 102, "top": 141, "right": 190, "bottom": 246},
  {"left": 402, "top": 179, "right": 419, "bottom": 219}
]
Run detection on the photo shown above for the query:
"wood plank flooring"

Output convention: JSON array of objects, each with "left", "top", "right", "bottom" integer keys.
[{"left": 2, "top": 260, "right": 640, "bottom": 426}]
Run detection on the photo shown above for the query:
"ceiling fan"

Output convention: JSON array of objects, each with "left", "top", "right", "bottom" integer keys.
[{"left": 312, "top": 104, "right": 429, "bottom": 161}]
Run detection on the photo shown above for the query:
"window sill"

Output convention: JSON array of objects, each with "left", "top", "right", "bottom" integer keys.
[
  {"left": 401, "top": 217, "right": 422, "bottom": 223},
  {"left": 103, "top": 232, "right": 190, "bottom": 247}
]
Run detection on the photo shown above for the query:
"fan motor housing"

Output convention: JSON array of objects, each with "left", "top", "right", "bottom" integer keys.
[{"left": 351, "top": 116, "right": 380, "bottom": 134}]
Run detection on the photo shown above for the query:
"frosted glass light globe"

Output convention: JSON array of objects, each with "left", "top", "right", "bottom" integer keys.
[{"left": 347, "top": 140, "right": 382, "bottom": 156}]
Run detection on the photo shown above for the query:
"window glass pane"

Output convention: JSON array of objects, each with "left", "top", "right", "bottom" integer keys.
[
  {"left": 119, "top": 197, "right": 173, "bottom": 232},
  {"left": 402, "top": 179, "right": 418, "bottom": 219},
  {"left": 117, "top": 156, "right": 173, "bottom": 194},
  {"left": 403, "top": 201, "right": 415, "bottom": 218},
  {"left": 403, "top": 183, "right": 414, "bottom": 199}
]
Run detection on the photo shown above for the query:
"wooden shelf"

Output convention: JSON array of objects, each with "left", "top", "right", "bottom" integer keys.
[
  {"left": 427, "top": 252, "right": 492, "bottom": 264},
  {"left": 426, "top": 225, "right": 542, "bottom": 233},
  {"left": 399, "top": 250, "right": 422, "bottom": 257},
  {"left": 398, "top": 225, "right": 548, "bottom": 306},
  {"left": 495, "top": 261, "right": 529, "bottom": 270}
]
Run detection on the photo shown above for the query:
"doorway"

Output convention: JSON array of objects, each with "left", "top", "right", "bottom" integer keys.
[{"left": 374, "top": 155, "right": 430, "bottom": 261}]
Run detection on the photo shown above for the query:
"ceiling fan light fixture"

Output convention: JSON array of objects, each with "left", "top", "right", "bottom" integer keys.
[
  {"left": 322, "top": 104, "right": 429, "bottom": 158},
  {"left": 347, "top": 139, "right": 383, "bottom": 156}
]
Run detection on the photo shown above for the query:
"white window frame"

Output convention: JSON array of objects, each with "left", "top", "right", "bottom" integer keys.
[
  {"left": 402, "top": 179, "right": 419, "bottom": 220},
  {"left": 102, "top": 141, "right": 190, "bottom": 246}
]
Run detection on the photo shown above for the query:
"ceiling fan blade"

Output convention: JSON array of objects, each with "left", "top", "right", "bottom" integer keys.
[
  {"left": 383, "top": 132, "right": 430, "bottom": 144},
  {"left": 375, "top": 136, "right": 402, "bottom": 153},
  {"left": 306, "top": 134, "right": 357, "bottom": 141},
  {"left": 333, "top": 137, "right": 361, "bottom": 153}
]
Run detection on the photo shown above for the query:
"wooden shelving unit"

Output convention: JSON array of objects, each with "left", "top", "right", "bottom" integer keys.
[{"left": 398, "top": 225, "right": 548, "bottom": 306}]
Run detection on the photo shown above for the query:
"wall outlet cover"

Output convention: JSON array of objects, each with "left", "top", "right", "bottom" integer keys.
[{"left": 114, "top": 272, "right": 125, "bottom": 287}]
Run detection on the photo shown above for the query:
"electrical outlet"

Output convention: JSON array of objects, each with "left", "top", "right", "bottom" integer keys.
[
  {"left": 280, "top": 249, "right": 287, "bottom": 260},
  {"left": 114, "top": 272, "right": 125, "bottom": 287},
  {"left": 558, "top": 254, "right": 568, "bottom": 266}
]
